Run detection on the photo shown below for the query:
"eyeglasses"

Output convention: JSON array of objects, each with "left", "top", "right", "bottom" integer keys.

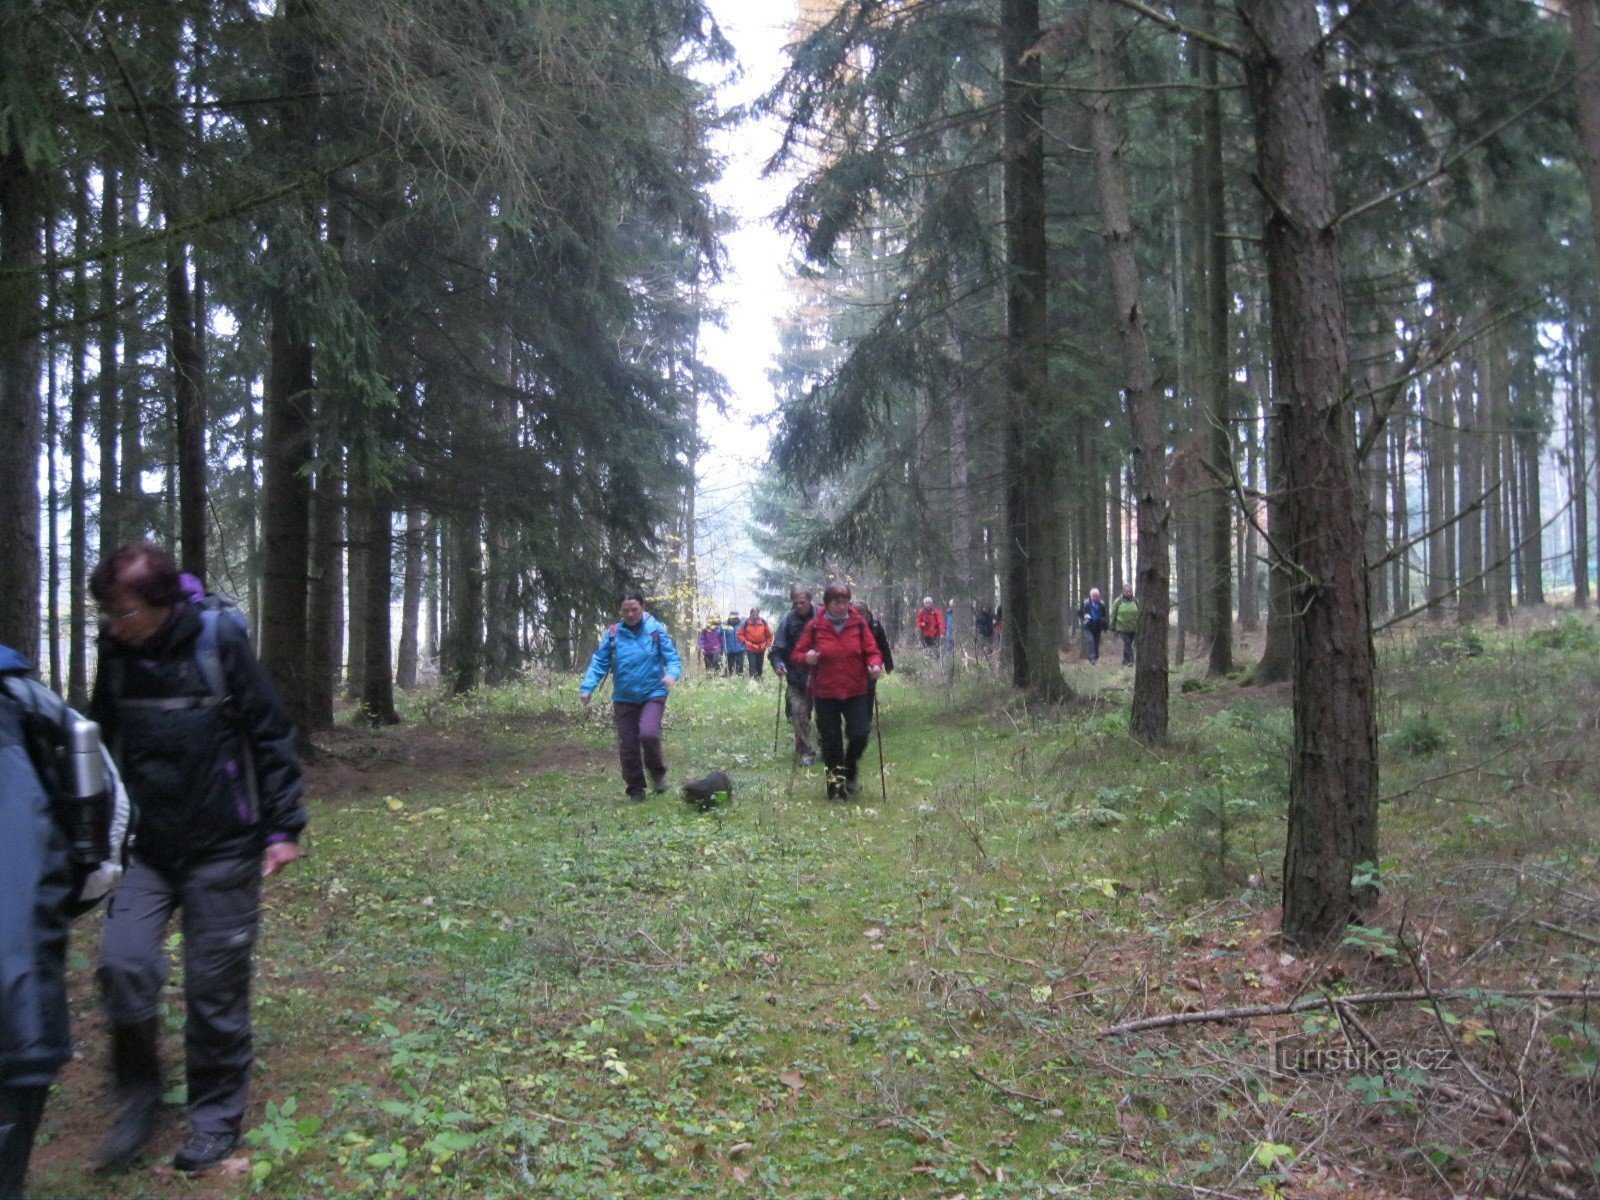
[{"left": 99, "top": 605, "right": 148, "bottom": 624}]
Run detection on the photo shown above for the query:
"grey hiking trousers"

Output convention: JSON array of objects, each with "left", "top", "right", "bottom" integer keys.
[{"left": 98, "top": 854, "right": 261, "bottom": 1137}]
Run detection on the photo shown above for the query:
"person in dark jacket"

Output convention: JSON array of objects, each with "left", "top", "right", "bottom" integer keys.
[
  {"left": 580, "top": 589, "right": 683, "bottom": 802},
  {"left": 1078, "top": 588, "right": 1108, "bottom": 664},
  {"left": 793, "top": 584, "right": 885, "bottom": 801},
  {"left": 769, "top": 586, "right": 820, "bottom": 766},
  {"left": 89, "top": 542, "right": 307, "bottom": 1175},
  {"left": 854, "top": 602, "right": 895, "bottom": 690}
]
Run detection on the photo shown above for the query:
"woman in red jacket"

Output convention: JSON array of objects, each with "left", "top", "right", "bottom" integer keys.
[{"left": 793, "top": 583, "right": 885, "bottom": 802}]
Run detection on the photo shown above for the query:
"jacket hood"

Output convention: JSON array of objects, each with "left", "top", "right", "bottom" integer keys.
[{"left": 0, "top": 644, "right": 30, "bottom": 673}]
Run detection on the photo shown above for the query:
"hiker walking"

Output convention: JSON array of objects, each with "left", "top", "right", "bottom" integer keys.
[
  {"left": 793, "top": 583, "right": 885, "bottom": 802},
  {"left": 696, "top": 620, "right": 722, "bottom": 674},
  {"left": 914, "top": 596, "right": 945, "bottom": 658},
  {"left": 1110, "top": 584, "right": 1139, "bottom": 666},
  {"left": 739, "top": 607, "right": 773, "bottom": 678},
  {"left": 1078, "top": 587, "right": 1108, "bottom": 664},
  {"left": 770, "top": 586, "right": 820, "bottom": 765},
  {"left": 722, "top": 614, "right": 746, "bottom": 676},
  {"left": 89, "top": 542, "right": 306, "bottom": 1174},
  {"left": 580, "top": 589, "right": 683, "bottom": 802}
]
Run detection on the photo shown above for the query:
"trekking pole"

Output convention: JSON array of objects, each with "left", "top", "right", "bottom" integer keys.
[
  {"left": 873, "top": 686, "right": 888, "bottom": 805},
  {"left": 772, "top": 670, "right": 784, "bottom": 754}
]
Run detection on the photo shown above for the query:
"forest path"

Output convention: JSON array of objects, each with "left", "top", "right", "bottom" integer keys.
[{"left": 30, "top": 629, "right": 1600, "bottom": 1199}]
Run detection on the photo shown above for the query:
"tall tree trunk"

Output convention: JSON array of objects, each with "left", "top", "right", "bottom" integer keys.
[
  {"left": 950, "top": 375, "right": 975, "bottom": 657},
  {"left": 1568, "top": 333, "right": 1591, "bottom": 606},
  {"left": 68, "top": 178, "right": 90, "bottom": 709},
  {"left": 261, "top": 303, "right": 315, "bottom": 730},
  {"left": 97, "top": 168, "right": 121, "bottom": 558},
  {"left": 447, "top": 505, "right": 484, "bottom": 694},
  {"left": 1457, "top": 359, "right": 1486, "bottom": 622},
  {"left": 0, "top": 141, "right": 44, "bottom": 656},
  {"left": 423, "top": 518, "right": 440, "bottom": 670},
  {"left": 1389, "top": 416, "right": 1409, "bottom": 616},
  {"left": 1240, "top": 395, "right": 1262, "bottom": 631},
  {"left": 397, "top": 508, "right": 423, "bottom": 689},
  {"left": 1253, "top": 400, "right": 1294, "bottom": 685},
  {"left": 1089, "top": 0, "right": 1168, "bottom": 741},
  {"left": 345, "top": 481, "right": 369, "bottom": 700},
  {"left": 358, "top": 488, "right": 399, "bottom": 724},
  {"left": 1566, "top": 0, "right": 1600, "bottom": 574},
  {"left": 1242, "top": 0, "right": 1377, "bottom": 948},
  {"left": 1002, "top": 0, "right": 1069, "bottom": 700},
  {"left": 305, "top": 447, "right": 342, "bottom": 731},
  {"left": 1519, "top": 429, "right": 1545, "bottom": 606},
  {"left": 170, "top": 241, "right": 207, "bottom": 580},
  {"left": 258, "top": 0, "right": 318, "bottom": 729},
  {"left": 1198, "top": 20, "right": 1233, "bottom": 677},
  {"left": 45, "top": 264, "right": 61, "bottom": 693}
]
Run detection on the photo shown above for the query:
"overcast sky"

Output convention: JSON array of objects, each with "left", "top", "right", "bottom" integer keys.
[{"left": 692, "top": 0, "right": 799, "bottom": 613}]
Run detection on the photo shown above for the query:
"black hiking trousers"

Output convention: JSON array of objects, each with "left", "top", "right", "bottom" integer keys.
[
  {"left": 813, "top": 693, "right": 872, "bottom": 794},
  {"left": 99, "top": 853, "right": 261, "bottom": 1138}
]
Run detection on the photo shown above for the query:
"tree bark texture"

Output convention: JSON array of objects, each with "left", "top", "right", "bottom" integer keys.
[
  {"left": 1242, "top": 0, "right": 1378, "bottom": 948},
  {"left": 0, "top": 142, "right": 43, "bottom": 657},
  {"left": 358, "top": 490, "right": 399, "bottom": 724},
  {"left": 1002, "top": 0, "right": 1068, "bottom": 700},
  {"left": 397, "top": 508, "right": 424, "bottom": 688},
  {"left": 1088, "top": 0, "right": 1169, "bottom": 743},
  {"left": 1198, "top": 25, "right": 1233, "bottom": 677}
]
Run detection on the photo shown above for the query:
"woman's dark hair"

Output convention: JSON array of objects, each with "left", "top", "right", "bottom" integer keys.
[
  {"left": 822, "top": 582, "right": 853, "bottom": 604},
  {"left": 619, "top": 588, "right": 647, "bottom": 606},
  {"left": 89, "top": 541, "right": 187, "bottom": 608}
]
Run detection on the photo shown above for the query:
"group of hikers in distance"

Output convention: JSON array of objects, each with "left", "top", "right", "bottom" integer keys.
[
  {"left": 580, "top": 583, "right": 895, "bottom": 805},
  {"left": 578, "top": 578, "right": 1143, "bottom": 809},
  {"left": 694, "top": 608, "right": 773, "bottom": 677}
]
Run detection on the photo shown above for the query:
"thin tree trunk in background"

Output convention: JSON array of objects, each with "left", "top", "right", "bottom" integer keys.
[
  {"left": 1254, "top": 404, "right": 1293, "bottom": 684},
  {"left": 98, "top": 168, "right": 121, "bottom": 558},
  {"left": 1002, "top": 0, "right": 1069, "bottom": 700},
  {"left": 1565, "top": 0, "right": 1600, "bottom": 582},
  {"left": 1458, "top": 358, "right": 1486, "bottom": 622},
  {"left": 423, "top": 519, "right": 440, "bottom": 671},
  {"left": 1199, "top": 16, "right": 1233, "bottom": 677},
  {"left": 1390, "top": 416, "right": 1409, "bottom": 615},
  {"left": 244, "top": 380, "right": 260, "bottom": 629},
  {"left": 1089, "top": 0, "right": 1169, "bottom": 742},
  {"left": 1242, "top": 0, "right": 1377, "bottom": 948},
  {"left": 345, "top": 479, "right": 369, "bottom": 701},
  {"left": 447, "top": 504, "right": 483, "bottom": 694},
  {"left": 0, "top": 140, "right": 44, "bottom": 657},
  {"left": 951, "top": 378, "right": 974, "bottom": 656},
  {"left": 170, "top": 240, "right": 207, "bottom": 579},
  {"left": 260, "top": 301, "right": 315, "bottom": 731},
  {"left": 45, "top": 266, "right": 61, "bottom": 693},
  {"left": 305, "top": 447, "right": 341, "bottom": 732},
  {"left": 397, "top": 507, "right": 423, "bottom": 689},
  {"left": 358, "top": 491, "right": 399, "bottom": 724},
  {"left": 1240, "top": 395, "right": 1261, "bottom": 631},
  {"left": 1519, "top": 428, "right": 1545, "bottom": 605},
  {"left": 1568, "top": 333, "right": 1591, "bottom": 606},
  {"left": 68, "top": 177, "right": 90, "bottom": 709}
]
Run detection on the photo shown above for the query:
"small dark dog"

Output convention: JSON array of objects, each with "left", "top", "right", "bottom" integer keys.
[{"left": 681, "top": 771, "right": 733, "bottom": 811}]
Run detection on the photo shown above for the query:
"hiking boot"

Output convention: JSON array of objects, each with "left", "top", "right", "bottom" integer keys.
[
  {"left": 93, "top": 1019, "right": 162, "bottom": 1171},
  {"left": 625, "top": 790, "right": 647, "bottom": 803},
  {"left": 845, "top": 779, "right": 861, "bottom": 795},
  {"left": 650, "top": 773, "right": 670, "bottom": 794},
  {"left": 173, "top": 1130, "right": 240, "bottom": 1173}
]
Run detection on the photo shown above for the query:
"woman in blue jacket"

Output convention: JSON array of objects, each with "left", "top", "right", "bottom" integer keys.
[{"left": 579, "top": 590, "right": 684, "bottom": 801}]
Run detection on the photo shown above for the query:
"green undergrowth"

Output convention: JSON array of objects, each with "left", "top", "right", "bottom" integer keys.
[{"left": 33, "top": 619, "right": 1600, "bottom": 1199}]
